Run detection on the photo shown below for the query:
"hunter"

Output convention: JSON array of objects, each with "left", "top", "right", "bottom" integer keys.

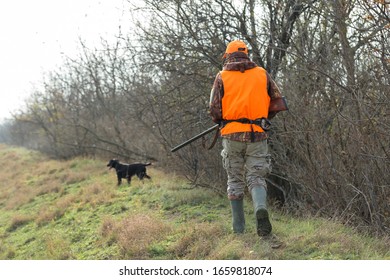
[{"left": 209, "top": 39, "right": 283, "bottom": 236}]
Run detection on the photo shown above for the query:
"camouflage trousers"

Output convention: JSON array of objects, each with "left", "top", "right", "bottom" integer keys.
[{"left": 221, "top": 138, "right": 271, "bottom": 200}]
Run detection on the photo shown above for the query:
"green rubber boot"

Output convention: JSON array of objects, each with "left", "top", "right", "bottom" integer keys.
[
  {"left": 230, "top": 199, "right": 245, "bottom": 234},
  {"left": 251, "top": 186, "right": 272, "bottom": 236}
]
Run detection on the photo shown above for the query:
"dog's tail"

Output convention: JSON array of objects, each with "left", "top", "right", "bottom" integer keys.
[{"left": 144, "top": 162, "right": 152, "bottom": 166}]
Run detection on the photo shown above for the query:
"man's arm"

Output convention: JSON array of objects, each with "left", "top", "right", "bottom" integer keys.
[
  {"left": 266, "top": 72, "right": 283, "bottom": 119},
  {"left": 209, "top": 72, "right": 224, "bottom": 124}
]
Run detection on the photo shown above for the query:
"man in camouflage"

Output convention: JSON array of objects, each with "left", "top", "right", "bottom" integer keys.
[{"left": 209, "top": 40, "right": 283, "bottom": 236}]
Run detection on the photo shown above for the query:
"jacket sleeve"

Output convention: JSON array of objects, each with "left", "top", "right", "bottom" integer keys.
[
  {"left": 267, "top": 72, "right": 282, "bottom": 99},
  {"left": 266, "top": 72, "right": 283, "bottom": 119},
  {"left": 209, "top": 72, "right": 223, "bottom": 124}
]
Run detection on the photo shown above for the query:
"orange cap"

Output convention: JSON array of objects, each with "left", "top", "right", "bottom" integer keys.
[{"left": 223, "top": 40, "right": 248, "bottom": 58}]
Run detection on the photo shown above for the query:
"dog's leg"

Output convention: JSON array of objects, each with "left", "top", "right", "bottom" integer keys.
[
  {"left": 137, "top": 172, "right": 145, "bottom": 180},
  {"left": 117, "top": 174, "right": 122, "bottom": 186},
  {"left": 137, "top": 172, "right": 151, "bottom": 184}
]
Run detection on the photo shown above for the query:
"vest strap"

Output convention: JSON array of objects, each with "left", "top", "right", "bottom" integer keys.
[{"left": 221, "top": 118, "right": 271, "bottom": 142}]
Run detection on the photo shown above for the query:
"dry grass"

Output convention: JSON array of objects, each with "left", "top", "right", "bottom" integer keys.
[
  {"left": 101, "top": 216, "right": 117, "bottom": 238},
  {"left": 110, "top": 213, "right": 172, "bottom": 259},
  {"left": 0, "top": 149, "right": 61, "bottom": 210},
  {"left": 62, "top": 171, "right": 90, "bottom": 185},
  {"left": 32, "top": 160, "right": 63, "bottom": 176},
  {"left": 171, "top": 222, "right": 226, "bottom": 259},
  {"left": 55, "top": 194, "right": 77, "bottom": 210},
  {"left": 209, "top": 237, "right": 252, "bottom": 260},
  {"left": 37, "top": 183, "right": 64, "bottom": 197},
  {"left": 35, "top": 206, "right": 67, "bottom": 226},
  {"left": 4, "top": 187, "right": 36, "bottom": 210},
  {"left": 78, "top": 182, "right": 117, "bottom": 207},
  {"left": 35, "top": 194, "right": 76, "bottom": 226},
  {"left": 7, "top": 214, "right": 34, "bottom": 232},
  {"left": 44, "top": 234, "right": 74, "bottom": 259}
]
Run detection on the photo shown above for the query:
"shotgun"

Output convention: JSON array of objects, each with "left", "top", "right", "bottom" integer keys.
[
  {"left": 170, "top": 124, "right": 219, "bottom": 152},
  {"left": 170, "top": 96, "right": 288, "bottom": 153}
]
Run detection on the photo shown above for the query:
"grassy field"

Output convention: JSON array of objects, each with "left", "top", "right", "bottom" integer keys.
[{"left": 0, "top": 144, "right": 389, "bottom": 260}]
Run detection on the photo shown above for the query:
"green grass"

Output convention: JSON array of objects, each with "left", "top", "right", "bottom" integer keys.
[{"left": 0, "top": 144, "right": 389, "bottom": 260}]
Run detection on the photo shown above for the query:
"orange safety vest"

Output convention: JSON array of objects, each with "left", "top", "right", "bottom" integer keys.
[{"left": 220, "top": 67, "right": 270, "bottom": 135}]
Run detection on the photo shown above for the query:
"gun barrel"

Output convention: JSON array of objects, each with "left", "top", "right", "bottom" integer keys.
[{"left": 171, "top": 124, "right": 219, "bottom": 152}]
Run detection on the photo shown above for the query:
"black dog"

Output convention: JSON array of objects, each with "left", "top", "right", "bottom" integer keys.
[{"left": 107, "top": 159, "right": 151, "bottom": 186}]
